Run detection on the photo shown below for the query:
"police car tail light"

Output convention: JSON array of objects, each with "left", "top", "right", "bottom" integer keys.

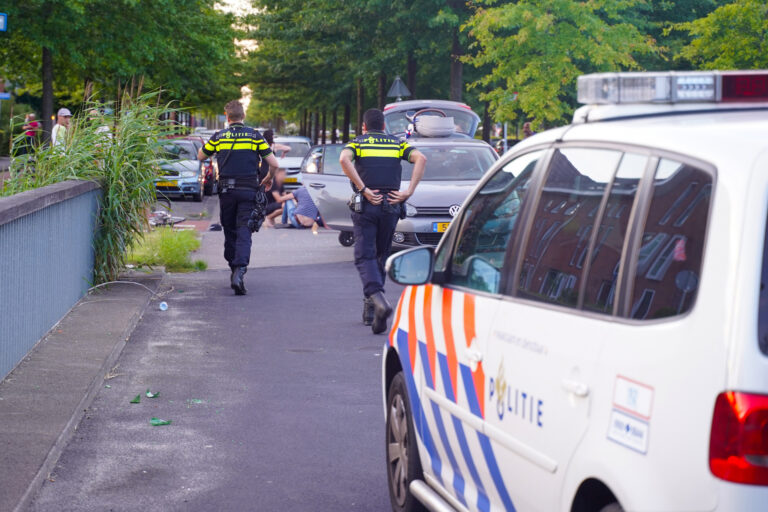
[
  {"left": 709, "top": 391, "right": 768, "bottom": 485},
  {"left": 578, "top": 70, "right": 768, "bottom": 104}
]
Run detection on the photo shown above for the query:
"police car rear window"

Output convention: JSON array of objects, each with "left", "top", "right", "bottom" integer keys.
[
  {"left": 758, "top": 215, "right": 768, "bottom": 356},
  {"left": 628, "top": 159, "right": 712, "bottom": 319}
]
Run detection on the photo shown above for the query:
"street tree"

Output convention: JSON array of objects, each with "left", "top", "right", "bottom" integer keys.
[
  {"left": 675, "top": 0, "right": 768, "bottom": 69},
  {"left": 464, "top": 0, "right": 658, "bottom": 127}
]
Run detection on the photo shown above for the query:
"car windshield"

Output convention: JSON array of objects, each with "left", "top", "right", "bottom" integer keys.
[
  {"left": 162, "top": 141, "right": 197, "bottom": 160},
  {"left": 385, "top": 109, "right": 477, "bottom": 136},
  {"left": 275, "top": 141, "right": 310, "bottom": 158},
  {"left": 401, "top": 145, "right": 495, "bottom": 181}
]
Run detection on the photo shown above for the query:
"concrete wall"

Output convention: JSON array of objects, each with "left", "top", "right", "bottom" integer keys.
[{"left": 0, "top": 180, "right": 101, "bottom": 380}]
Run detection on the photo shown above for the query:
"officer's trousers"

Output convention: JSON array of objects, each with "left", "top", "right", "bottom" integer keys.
[
  {"left": 352, "top": 202, "right": 400, "bottom": 297},
  {"left": 219, "top": 188, "right": 257, "bottom": 269}
]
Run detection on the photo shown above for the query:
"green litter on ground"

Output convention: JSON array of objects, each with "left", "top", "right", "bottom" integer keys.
[
  {"left": 130, "top": 394, "right": 141, "bottom": 404},
  {"left": 146, "top": 389, "right": 159, "bottom": 398},
  {"left": 150, "top": 417, "right": 172, "bottom": 426}
]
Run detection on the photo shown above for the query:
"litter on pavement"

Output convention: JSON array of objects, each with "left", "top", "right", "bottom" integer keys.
[
  {"left": 146, "top": 389, "right": 160, "bottom": 398},
  {"left": 150, "top": 417, "right": 172, "bottom": 426},
  {"left": 130, "top": 394, "right": 141, "bottom": 404}
]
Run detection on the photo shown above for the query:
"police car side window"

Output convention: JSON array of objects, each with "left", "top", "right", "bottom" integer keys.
[
  {"left": 582, "top": 153, "right": 646, "bottom": 314},
  {"left": 517, "top": 148, "right": 622, "bottom": 308},
  {"left": 627, "top": 158, "right": 712, "bottom": 319},
  {"left": 444, "top": 150, "right": 543, "bottom": 294}
]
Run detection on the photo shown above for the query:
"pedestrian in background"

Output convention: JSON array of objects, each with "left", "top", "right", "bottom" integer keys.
[
  {"left": 22, "top": 113, "right": 40, "bottom": 152},
  {"left": 339, "top": 108, "right": 427, "bottom": 334},
  {"left": 198, "top": 100, "right": 279, "bottom": 295},
  {"left": 51, "top": 108, "right": 72, "bottom": 147},
  {"left": 523, "top": 121, "right": 536, "bottom": 138}
]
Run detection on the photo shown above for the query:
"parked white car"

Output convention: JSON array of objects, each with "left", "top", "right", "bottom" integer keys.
[
  {"left": 382, "top": 70, "right": 768, "bottom": 512},
  {"left": 274, "top": 135, "right": 311, "bottom": 190}
]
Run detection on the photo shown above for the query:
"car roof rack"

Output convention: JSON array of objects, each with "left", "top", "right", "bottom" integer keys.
[{"left": 412, "top": 115, "right": 455, "bottom": 137}]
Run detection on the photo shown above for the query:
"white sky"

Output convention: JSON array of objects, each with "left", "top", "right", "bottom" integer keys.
[{"left": 216, "top": 0, "right": 258, "bottom": 112}]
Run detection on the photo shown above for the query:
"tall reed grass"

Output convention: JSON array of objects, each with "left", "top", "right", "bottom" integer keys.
[{"left": 3, "top": 91, "right": 176, "bottom": 284}]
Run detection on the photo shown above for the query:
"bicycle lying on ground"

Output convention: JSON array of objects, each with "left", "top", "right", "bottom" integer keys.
[{"left": 148, "top": 196, "right": 185, "bottom": 228}]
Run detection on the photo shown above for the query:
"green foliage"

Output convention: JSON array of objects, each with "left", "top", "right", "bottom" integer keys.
[
  {"left": 464, "top": 0, "right": 658, "bottom": 126},
  {"left": 2, "top": 92, "right": 174, "bottom": 283},
  {"left": 127, "top": 227, "right": 206, "bottom": 273},
  {"left": 1, "top": 1, "right": 243, "bottom": 112},
  {"left": 675, "top": 0, "right": 768, "bottom": 69},
  {"left": 245, "top": 0, "right": 478, "bottom": 122}
]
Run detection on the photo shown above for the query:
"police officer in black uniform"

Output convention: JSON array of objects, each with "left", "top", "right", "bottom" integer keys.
[
  {"left": 339, "top": 108, "right": 427, "bottom": 333},
  {"left": 197, "top": 100, "right": 279, "bottom": 295}
]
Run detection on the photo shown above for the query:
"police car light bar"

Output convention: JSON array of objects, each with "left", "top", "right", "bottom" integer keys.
[{"left": 577, "top": 71, "right": 768, "bottom": 105}]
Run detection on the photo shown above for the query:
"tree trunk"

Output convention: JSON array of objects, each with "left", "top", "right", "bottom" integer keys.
[
  {"left": 482, "top": 102, "right": 491, "bottom": 143},
  {"left": 321, "top": 109, "right": 327, "bottom": 145},
  {"left": 356, "top": 78, "right": 364, "bottom": 135},
  {"left": 343, "top": 103, "right": 351, "bottom": 143},
  {"left": 377, "top": 72, "right": 387, "bottom": 110},
  {"left": 313, "top": 111, "right": 320, "bottom": 145},
  {"left": 41, "top": 46, "right": 54, "bottom": 142},
  {"left": 331, "top": 109, "right": 338, "bottom": 144},
  {"left": 407, "top": 53, "right": 417, "bottom": 100},
  {"left": 298, "top": 109, "right": 304, "bottom": 137},
  {"left": 450, "top": 30, "right": 463, "bottom": 102}
]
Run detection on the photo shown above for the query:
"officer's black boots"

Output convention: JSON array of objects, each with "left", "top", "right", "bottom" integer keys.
[
  {"left": 362, "top": 297, "right": 374, "bottom": 326},
  {"left": 370, "top": 291, "right": 392, "bottom": 334},
  {"left": 231, "top": 266, "right": 247, "bottom": 295}
]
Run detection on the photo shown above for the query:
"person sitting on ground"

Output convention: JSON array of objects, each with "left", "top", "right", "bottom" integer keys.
[
  {"left": 264, "top": 168, "right": 294, "bottom": 227},
  {"left": 285, "top": 186, "right": 320, "bottom": 229}
]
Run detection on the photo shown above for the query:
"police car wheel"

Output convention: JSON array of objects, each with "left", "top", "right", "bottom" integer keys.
[
  {"left": 386, "top": 372, "right": 426, "bottom": 512},
  {"left": 339, "top": 231, "right": 355, "bottom": 247},
  {"left": 193, "top": 187, "right": 203, "bottom": 202}
]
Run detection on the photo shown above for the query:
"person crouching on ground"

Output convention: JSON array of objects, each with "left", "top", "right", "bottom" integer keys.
[{"left": 264, "top": 168, "right": 294, "bottom": 227}]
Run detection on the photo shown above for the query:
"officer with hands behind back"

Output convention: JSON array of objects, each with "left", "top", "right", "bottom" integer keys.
[
  {"left": 339, "top": 108, "right": 427, "bottom": 334},
  {"left": 198, "top": 100, "right": 279, "bottom": 296}
]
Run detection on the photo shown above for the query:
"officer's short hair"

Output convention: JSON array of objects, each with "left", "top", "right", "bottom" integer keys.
[
  {"left": 263, "top": 129, "right": 274, "bottom": 145},
  {"left": 363, "top": 109, "right": 385, "bottom": 131},
  {"left": 224, "top": 100, "right": 245, "bottom": 122}
]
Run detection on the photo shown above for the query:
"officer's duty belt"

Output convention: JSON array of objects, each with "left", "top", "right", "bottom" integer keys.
[{"left": 219, "top": 177, "right": 260, "bottom": 191}]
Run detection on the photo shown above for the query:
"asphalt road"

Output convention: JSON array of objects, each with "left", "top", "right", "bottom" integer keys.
[{"left": 29, "top": 198, "right": 402, "bottom": 511}]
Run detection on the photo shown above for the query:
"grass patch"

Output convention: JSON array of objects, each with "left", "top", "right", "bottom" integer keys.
[{"left": 128, "top": 228, "right": 207, "bottom": 272}]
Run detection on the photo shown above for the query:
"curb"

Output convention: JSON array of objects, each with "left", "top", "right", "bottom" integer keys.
[{"left": 12, "top": 275, "right": 165, "bottom": 512}]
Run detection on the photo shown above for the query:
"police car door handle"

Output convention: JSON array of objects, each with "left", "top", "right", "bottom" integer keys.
[
  {"left": 309, "top": 183, "right": 326, "bottom": 189},
  {"left": 561, "top": 379, "right": 590, "bottom": 397},
  {"left": 465, "top": 348, "right": 483, "bottom": 364}
]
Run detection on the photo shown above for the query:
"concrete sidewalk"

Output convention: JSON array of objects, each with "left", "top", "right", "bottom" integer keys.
[{"left": 0, "top": 274, "right": 163, "bottom": 512}]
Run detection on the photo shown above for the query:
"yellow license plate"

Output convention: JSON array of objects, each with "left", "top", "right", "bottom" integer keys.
[
  {"left": 157, "top": 181, "right": 177, "bottom": 187},
  {"left": 284, "top": 176, "right": 298, "bottom": 183},
  {"left": 433, "top": 222, "right": 450, "bottom": 233}
]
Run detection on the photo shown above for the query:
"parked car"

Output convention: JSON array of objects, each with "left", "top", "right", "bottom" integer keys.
[
  {"left": 154, "top": 139, "right": 204, "bottom": 202},
  {"left": 383, "top": 99, "right": 481, "bottom": 138},
  {"left": 381, "top": 70, "right": 768, "bottom": 512},
  {"left": 274, "top": 135, "right": 312, "bottom": 190},
  {"left": 302, "top": 126, "right": 497, "bottom": 248},
  {"left": 173, "top": 135, "right": 216, "bottom": 195}
]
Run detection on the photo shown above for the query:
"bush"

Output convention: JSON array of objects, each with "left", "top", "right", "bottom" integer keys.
[
  {"left": 2, "top": 91, "right": 177, "bottom": 283},
  {"left": 128, "top": 227, "right": 207, "bottom": 272}
]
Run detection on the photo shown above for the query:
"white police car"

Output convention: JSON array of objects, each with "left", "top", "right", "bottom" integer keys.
[{"left": 382, "top": 71, "right": 768, "bottom": 512}]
